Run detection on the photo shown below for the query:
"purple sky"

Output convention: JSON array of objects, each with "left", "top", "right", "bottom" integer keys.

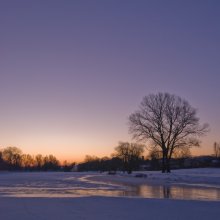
[{"left": 0, "top": 0, "right": 220, "bottom": 161}]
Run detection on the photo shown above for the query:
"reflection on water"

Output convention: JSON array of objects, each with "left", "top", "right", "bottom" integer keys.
[
  {"left": 131, "top": 184, "right": 220, "bottom": 201},
  {"left": 0, "top": 187, "right": 127, "bottom": 198},
  {"left": 1, "top": 184, "right": 220, "bottom": 201},
  {"left": 0, "top": 173, "right": 220, "bottom": 201}
]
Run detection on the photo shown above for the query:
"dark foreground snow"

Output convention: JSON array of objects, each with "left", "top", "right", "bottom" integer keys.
[{"left": 0, "top": 196, "right": 220, "bottom": 220}]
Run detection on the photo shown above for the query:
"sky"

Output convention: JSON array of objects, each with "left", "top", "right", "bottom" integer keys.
[{"left": 0, "top": 0, "right": 220, "bottom": 162}]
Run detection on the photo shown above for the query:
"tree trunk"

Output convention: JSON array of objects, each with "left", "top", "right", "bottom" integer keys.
[
  {"left": 162, "top": 151, "right": 171, "bottom": 173},
  {"left": 166, "top": 158, "right": 171, "bottom": 173},
  {"left": 162, "top": 154, "right": 166, "bottom": 173}
]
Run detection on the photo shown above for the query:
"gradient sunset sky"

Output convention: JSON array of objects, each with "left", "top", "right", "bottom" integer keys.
[{"left": 0, "top": 0, "right": 220, "bottom": 162}]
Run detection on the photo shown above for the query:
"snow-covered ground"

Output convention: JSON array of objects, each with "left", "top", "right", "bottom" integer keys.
[
  {"left": 0, "top": 168, "right": 220, "bottom": 219},
  {"left": 89, "top": 168, "right": 220, "bottom": 187},
  {"left": 1, "top": 196, "right": 220, "bottom": 220}
]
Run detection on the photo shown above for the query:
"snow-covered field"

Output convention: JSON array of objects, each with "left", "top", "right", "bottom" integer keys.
[
  {"left": 1, "top": 196, "right": 220, "bottom": 220},
  {"left": 89, "top": 168, "right": 220, "bottom": 187},
  {"left": 0, "top": 168, "right": 220, "bottom": 220}
]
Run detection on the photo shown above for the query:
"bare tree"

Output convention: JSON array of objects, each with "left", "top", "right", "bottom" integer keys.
[
  {"left": 43, "top": 155, "right": 59, "bottom": 171},
  {"left": 21, "top": 154, "right": 35, "bottom": 169},
  {"left": 213, "top": 142, "right": 220, "bottom": 158},
  {"left": 35, "top": 154, "right": 44, "bottom": 169},
  {"left": 129, "top": 93, "right": 208, "bottom": 173},
  {"left": 113, "top": 142, "right": 145, "bottom": 174},
  {"left": 2, "top": 146, "right": 22, "bottom": 169},
  {"left": 173, "top": 146, "right": 191, "bottom": 159}
]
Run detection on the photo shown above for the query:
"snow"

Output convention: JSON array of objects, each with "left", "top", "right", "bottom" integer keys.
[
  {"left": 89, "top": 168, "right": 220, "bottom": 187},
  {"left": 0, "top": 168, "right": 220, "bottom": 219},
  {"left": 0, "top": 197, "right": 220, "bottom": 220}
]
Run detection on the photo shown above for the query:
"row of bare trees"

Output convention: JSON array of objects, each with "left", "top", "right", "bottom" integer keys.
[
  {"left": 78, "top": 143, "right": 145, "bottom": 173},
  {"left": 0, "top": 147, "right": 60, "bottom": 171},
  {"left": 78, "top": 140, "right": 196, "bottom": 173}
]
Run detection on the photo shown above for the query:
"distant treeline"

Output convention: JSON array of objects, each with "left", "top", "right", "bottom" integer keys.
[
  {"left": 0, "top": 143, "right": 145, "bottom": 173},
  {"left": 77, "top": 155, "right": 220, "bottom": 173},
  {"left": 0, "top": 147, "right": 74, "bottom": 171},
  {"left": 77, "top": 155, "right": 141, "bottom": 172},
  {"left": 1, "top": 143, "right": 219, "bottom": 173},
  {"left": 77, "top": 141, "right": 220, "bottom": 172},
  {"left": 78, "top": 142, "right": 145, "bottom": 173}
]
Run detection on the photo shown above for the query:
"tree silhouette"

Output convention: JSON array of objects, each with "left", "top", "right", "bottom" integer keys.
[
  {"left": 2, "top": 147, "right": 22, "bottom": 170},
  {"left": 129, "top": 93, "right": 208, "bottom": 173},
  {"left": 113, "top": 142, "right": 145, "bottom": 174}
]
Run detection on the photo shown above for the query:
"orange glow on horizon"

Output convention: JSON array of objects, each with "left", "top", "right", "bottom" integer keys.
[{"left": 0, "top": 132, "right": 216, "bottom": 164}]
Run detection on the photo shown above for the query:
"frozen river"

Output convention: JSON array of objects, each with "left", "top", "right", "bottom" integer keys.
[{"left": 0, "top": 171, "right": 220, "bottom": 201}]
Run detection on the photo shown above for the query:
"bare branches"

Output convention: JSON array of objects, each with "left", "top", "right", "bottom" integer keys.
[
  {"left": 114, "top": 142, "right": 145, "bottom": 173},
  {"left": 129, "top": 93, "right": 209, "bottom": 172}
]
